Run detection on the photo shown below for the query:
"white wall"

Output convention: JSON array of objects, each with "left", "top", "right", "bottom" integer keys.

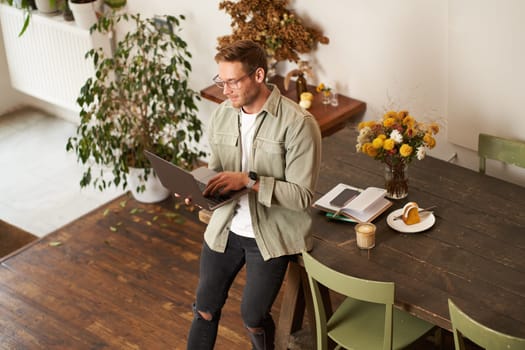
[
  {"left": 448, "top": 0, "right": 525, "bottom": 151},
  {"left": 1, "top": 0, "right": 524, "bottom": 186},
  {"left": 0, "top": 23, "right": 24, "bottom": 115}
]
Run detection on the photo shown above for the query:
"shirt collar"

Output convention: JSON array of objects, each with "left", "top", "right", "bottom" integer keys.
[
  {"left": 224, "top": 83, "right": 281, "bottom": 118},
  {"left": 259, "top": 84, "right": 281, "bottom": 118}
]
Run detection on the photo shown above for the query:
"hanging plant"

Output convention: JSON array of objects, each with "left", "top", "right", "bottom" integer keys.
[{"left": 1, "top": 0, "right": 35, "bottom": 36}]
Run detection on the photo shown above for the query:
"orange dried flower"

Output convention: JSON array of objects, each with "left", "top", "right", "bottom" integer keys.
[{"left": 217, "top": 0, "right": 329, "bottom": 62}]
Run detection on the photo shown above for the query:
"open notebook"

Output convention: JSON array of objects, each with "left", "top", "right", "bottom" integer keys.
[{"left": 313, "top": 183, "right": 392, "bottom": 223}]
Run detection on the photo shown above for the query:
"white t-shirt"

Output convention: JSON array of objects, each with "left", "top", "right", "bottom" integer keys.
[{"left": 230, "top": 109, "right": 257, "bottom": 238}]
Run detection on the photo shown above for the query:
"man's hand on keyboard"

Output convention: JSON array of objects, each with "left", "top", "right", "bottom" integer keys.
[{"left": 203, "top": 171, "right": 246, "bottom": 197}]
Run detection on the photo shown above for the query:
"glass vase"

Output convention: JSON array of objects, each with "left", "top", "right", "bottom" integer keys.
[{"left": 384, "top": 163, "right": 409, "bottom": 199}]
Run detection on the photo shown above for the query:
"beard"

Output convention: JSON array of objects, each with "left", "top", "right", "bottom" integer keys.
[{"left": 228, "top": 84, "right": 260, "bottom": 109}]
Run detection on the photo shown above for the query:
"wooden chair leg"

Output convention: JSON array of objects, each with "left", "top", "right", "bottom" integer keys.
[{"left": 275, "top": 261, "right": 306, "bottom": 350}]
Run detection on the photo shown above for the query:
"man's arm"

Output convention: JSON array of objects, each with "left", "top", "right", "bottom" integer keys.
[{"left": 257, "top": 116, "right": 322, "bottom": 210}]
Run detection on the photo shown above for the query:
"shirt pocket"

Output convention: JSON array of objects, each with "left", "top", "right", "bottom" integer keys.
[
  {"left": 211, "top": 133, "right": 239, "bottom": 169},
  {"left": 212, "top": 133, "right": 238, "bottom": 147},
  {"left": 253, "top": 138, "right": 285, "bottom": 178}
]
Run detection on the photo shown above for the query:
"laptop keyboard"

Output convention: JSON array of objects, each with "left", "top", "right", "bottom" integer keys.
[
  {"left": 197, "top": 181, "right": 207, "bottom": 192},
  {"left": 197, "top": 181, "right": 231, "bottom": 205}
]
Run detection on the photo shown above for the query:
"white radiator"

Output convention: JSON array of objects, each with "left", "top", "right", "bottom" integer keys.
[{"left": 0, "top": 4, "right": 109, "bottom": 112}]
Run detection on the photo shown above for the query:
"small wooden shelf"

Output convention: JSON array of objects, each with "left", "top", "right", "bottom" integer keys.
[{"left": 200, "top": 75, "right": 367, "bottom": 137}]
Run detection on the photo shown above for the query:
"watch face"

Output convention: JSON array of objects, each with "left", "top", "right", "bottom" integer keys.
[{"left": 249, "top": 171, "right": 257, "bottom": 181}]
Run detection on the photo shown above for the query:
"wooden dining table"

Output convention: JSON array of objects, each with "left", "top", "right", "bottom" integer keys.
[{"left": 275, "top": 125, "right": 525, "bottom": 348}]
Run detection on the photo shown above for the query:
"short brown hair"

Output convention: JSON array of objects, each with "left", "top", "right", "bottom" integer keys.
[{"left": 215, "top": 40, "right": 268, "bottom": 79}]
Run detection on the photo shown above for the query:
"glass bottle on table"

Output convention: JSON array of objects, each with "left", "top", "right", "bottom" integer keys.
[{"left": 296, "top": 73, "right": 307, "bottom": 101}]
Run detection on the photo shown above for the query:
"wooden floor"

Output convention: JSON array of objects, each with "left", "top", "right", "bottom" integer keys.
[
  {"left": 0, "top": 194, "right": 258, "bottom": 349},
  {"left": 0, "top": 219, "right": 38, "bottom": 258},
  {"left": 0, "top": 194, "right": 475, "bottom": 349}
]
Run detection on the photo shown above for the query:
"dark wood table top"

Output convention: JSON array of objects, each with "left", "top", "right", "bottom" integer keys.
[
  {"left": 309, "top": 126, "right": 525, "bottom": 338},
  {"left": 200, "top": 75, "right": 367, "bottom": 137}
]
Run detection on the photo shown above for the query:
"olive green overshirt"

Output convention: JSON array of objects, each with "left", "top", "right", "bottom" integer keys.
[{"left": 204, "top": 84, "right": 322, "bottom": 261}]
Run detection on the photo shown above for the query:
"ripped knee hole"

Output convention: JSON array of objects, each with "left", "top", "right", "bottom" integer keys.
[
  {"left": 246, "top": 326, "right": 264, "bottom": 334},
  {"left": 197, "top": 310, "right": 213, "bottom": 321}
]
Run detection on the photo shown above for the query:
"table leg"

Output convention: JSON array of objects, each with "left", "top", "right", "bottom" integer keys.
[
  {"left": 275, "top": 261, "right": 306, "bottom": 350},
  {"left": 275, "top": 256, "right": 336, "bottom": 350}
]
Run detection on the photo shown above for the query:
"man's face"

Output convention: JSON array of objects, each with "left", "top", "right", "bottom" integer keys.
[{"left": 217, "top": 61, "right": 259, "bottom": 110}]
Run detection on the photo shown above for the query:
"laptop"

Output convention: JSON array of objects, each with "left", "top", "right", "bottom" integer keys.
[{"left": 144, "top": 150, "right": 249, "bottom": 210}]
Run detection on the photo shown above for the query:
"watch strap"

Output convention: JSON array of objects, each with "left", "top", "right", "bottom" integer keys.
[{"left": 247, "top": 171, "right": 257, "bottom": 189}]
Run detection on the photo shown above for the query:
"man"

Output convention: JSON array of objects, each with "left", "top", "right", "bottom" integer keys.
[{"left": 187, "top": 40, "right": 321, "bottom": 349}]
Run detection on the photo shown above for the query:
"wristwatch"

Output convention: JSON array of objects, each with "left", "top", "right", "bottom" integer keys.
[{"left": 247, "top": 171, "right": 258, "bottom": 189}]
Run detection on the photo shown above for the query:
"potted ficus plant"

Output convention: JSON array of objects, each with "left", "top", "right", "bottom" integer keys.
[{"left": 66, "top": 12, "right": 205, "bottom": 203}]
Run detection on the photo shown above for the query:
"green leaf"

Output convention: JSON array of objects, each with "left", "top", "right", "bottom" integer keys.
[{"left": 18, "top": 11, "right": 30, "bottom": 37}]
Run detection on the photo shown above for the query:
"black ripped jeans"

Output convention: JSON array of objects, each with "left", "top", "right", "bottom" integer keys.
[{"left": 186, "top": 232, "right": 290, "bottom": 350}]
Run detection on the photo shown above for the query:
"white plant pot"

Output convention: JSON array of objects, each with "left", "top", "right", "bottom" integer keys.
[
  {"left": 35, "top": 0, "right": 59, "bottom": 13},
  {"left": 128, "top": 168, "right": 170, "bottom": 203},
  {"left": 68, "top": 0, "right": 103, "bottom": 30}
]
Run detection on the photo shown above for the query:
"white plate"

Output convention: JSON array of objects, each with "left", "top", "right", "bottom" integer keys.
[{"left": 386, "top": 208, "right": 435, "bottom": 233}]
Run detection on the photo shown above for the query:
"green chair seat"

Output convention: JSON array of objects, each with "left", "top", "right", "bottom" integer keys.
[{"left": 328, "top": 298, "right": 435, "bottom": 349}]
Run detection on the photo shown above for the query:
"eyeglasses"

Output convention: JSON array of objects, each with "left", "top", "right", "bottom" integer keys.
[{"left": 212, "top": 68, "right": 256, "bottom": 90}]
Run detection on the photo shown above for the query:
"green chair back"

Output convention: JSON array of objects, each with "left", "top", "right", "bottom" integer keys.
[
  {"left": 478, "top": 133, "right": 525, "bottom": 174},
  {"left": 448, "top": 299, "right": 525, "bottom": 350},
  {"left": 302, "top": 251, "right": 434, "bottom": 350}
]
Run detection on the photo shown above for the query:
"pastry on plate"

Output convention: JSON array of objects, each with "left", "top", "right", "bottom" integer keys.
[{"left": 402, "top": 202, "right": 421, "bottom": 225}]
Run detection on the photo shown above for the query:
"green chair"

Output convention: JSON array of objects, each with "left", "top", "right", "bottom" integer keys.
[
  {"left": 478, "top": 133, "right": 525, "bottom": 174},
  {"left": 448, "top": 299, "right": 525, "bottom": 350},
  {"left": 302, "top": 251, "right": 435, "bottom": 350}
]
